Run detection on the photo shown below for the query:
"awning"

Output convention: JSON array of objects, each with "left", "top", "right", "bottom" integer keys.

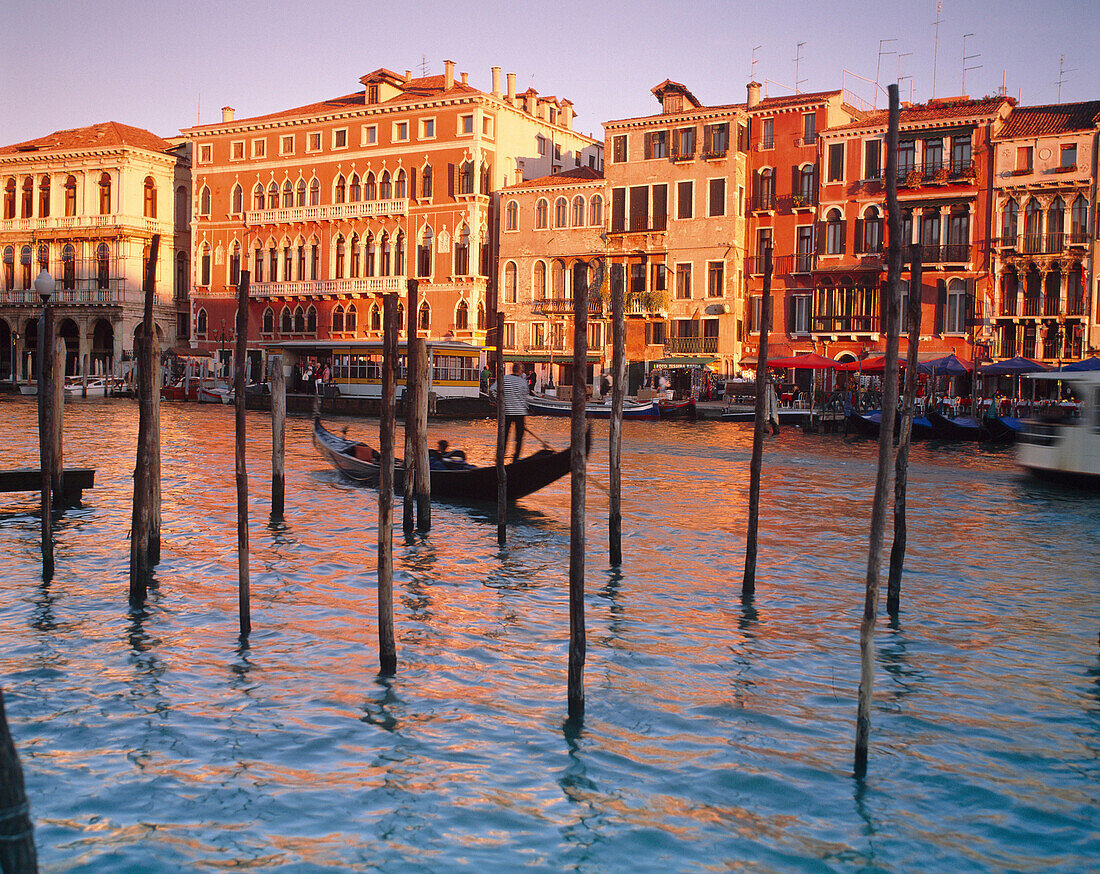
[
  {"left": 166, "top": 346, "right": 215, "bottom": 358},
  {"left": 503, "top": 352, "right": 602, "bottom": 363},
  {"left": 649, "top": 356, "right": 719, "bottom": 369},
  {"left": 767, "top": 352, "right": 839, "bottom": 369}
]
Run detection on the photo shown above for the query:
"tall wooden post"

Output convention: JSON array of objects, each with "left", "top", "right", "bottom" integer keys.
[
  {"left": 234, "top": 270, "right": 251, "bottom": 637},
  {"left": 0, "top": 688, "right": 37, "bottom": 873},
  {"left": 609, "top": 262, "right": 625, "bottom": 565},
  {"left": 888, "top": 246, "right": 924, "bottom": 616},
  {"left": 270, "top": 354, "right": 286, "bottom": 520},
  {"left": 378, "top": 294, "right": 398, "bottom": 674},
  {"left": 149, "top": 324, "right": 161, "bottom": 563},
  {"left": 403, "top": 279, "right": 419, "bottom": 534},
  {"left": 413, "top": 338, "right": 431, "bottom": 531},
  {"left": 855, "top": 84, "right": 902, "bottom": 779},
  {"left": 568, "top": 262, "right": 589, "bottom": 720},
  {"left": 743, "top": 244, "right": 774, "bottom": 598},
  {"left": 495, "top": 310, "right": 507, "bottom": 545},
  {"left": 38, "top": 299, "right": 53, "bottom": 576}
]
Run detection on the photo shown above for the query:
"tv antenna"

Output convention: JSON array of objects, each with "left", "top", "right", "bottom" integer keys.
[
  {"left": 1055, "top": 55, "right": 1076, "bottom": 102},
  {"left": 898, "top": 52, "right": 914, "bottom": 102},
  {"left": 874, "top": 39, "right": 897, "bottom": 109},
  {"left": 419, "top": 55, "right": 430, "bottom": 77},
  {"left": 931, "top": 0, "right": 944, "bottom": 98},
  {"left": 794, "top": 41, "right": 807, "bottom": 93},
  {"left": 749, "top": 45, "right": 762, "bottom": 82},
  {"left": 962, "top": 33, "right": 982, "bottom": 95}
]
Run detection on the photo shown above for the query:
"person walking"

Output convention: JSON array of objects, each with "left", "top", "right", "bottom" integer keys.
[{"left": 502, "top": 362, "right": 530, "bottom": 461}]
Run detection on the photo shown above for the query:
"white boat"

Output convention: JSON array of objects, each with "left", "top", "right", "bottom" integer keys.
[
  {"left": 197, "top": 383, "right": 233, "bottom": 404},
  {"left": 1016, "top": 371, "right": 1100, "bottom": 488},
  {"left": 64, "top": 377, "right": 118, "bottom": 398}
]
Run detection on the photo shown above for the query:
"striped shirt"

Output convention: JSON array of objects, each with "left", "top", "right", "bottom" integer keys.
[{"left": 501, "top": 373, "right": 530, "bottom": 415}]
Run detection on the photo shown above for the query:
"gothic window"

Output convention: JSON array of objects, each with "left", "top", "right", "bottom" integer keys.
[
  {"left": 281, "top": 306, "right": 292, "bottom": 333},
  {"left": 395, "top": 169, "right": 406, "bottom": 198},
  {"left": 199, "top": 185, "right": 210, "bottom": 216},
  {"left": 231, "top": 183, "right": 243, "bottom": 214},
  {"left": 535, "top": 199, "right": 548, "bottom": 229},
  {"left": 455, "top": 299, "right": 469, "bottom": 330},
  {"left": 555, "top": 197, "right": 568, "bottom": 227},
  {"left": 253, "top": 183, "right": 265, "bottom": 210},
  {"left": 334, "top": 174, "right": 346, "bottom": 204},
  {"left": 572, "top": 195, "right": 585, "bottom": 227},
  {"left": 589, "top": 195, "right": 602, "bottom": 226},
  {"left": 380, "top": 170, "right": 391, "bottom": 200},
  {"left": 349, "top": 174, "right": 360, "bottom": 202},
  {"left": 418, "top": 301, "right": 430, "bottom": 331},
  {"left": 505, "top": 200, "right": 518, "bottom": 231},
  {"left": 332, "top": 305, "right": 345, "bottom": 333},
  {"left": 262, "top": 307, "right": 274, "bottom": 333}
]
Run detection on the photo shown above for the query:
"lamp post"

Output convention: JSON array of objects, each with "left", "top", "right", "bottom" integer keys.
[{"left": 10, "top": 330, "right": 18, "bottom": 387}]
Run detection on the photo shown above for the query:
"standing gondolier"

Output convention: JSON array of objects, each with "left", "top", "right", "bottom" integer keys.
[{"left": 502, "top": 362, "right": 530, "bottom": 461}]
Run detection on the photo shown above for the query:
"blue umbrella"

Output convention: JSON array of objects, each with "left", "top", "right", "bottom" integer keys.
[
  {"left": 979, "top": 355, "right": 1050, "bottom": 375},
  {"left": 1061, "top": 356, "right": 1100, "bottom": 372},
  {"left": 917, "top": 354, "right": 972, "bottom": 375}
]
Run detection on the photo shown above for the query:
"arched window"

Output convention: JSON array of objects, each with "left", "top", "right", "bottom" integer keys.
[
  {"left": 332, "top": 305, "right": 345, "bottom": 333},
  {"left": 37, "top": 244, "right": 48, "bottom": 270},
  {"left": 143, "top": 176, "right": 157, "bottom": 218},
  {"left": 589, "top": 195, "right": 603, "bottom": 226},
  {"left": 505, "top": 200, "right": 518, "bottom": 231},
  {"left": 380, "top": 170, "right": 392, "bottom": 200},
  {"left": 3, "top": 178, "right": 14, "bottom": 219},
  {"left": 349, "top": 234, "right": 360, "bottom": 278},
  {"left": 364, "top": 233, "right": 375, "bottom": 277},
  {"left": 504, "top": 261, "right": 517, "bottom": 302},
  {"left": 365, "top": 172, "right": 376, "bottom": 200},
  {"left": 296, "top": 179, "right": 306, "bottom": 206},
  {"left": 199, "top": 185, "right": 210, "bottom": 216},
  {"left": 535, "top": 199, "right": 548, "bottom": 229},
  {"left": 380, "top": 231, "right": 391, "bottom": 276},
  {"left": 1024, "top": 198, "right": 1043, "bottom": 253},
  {"left": 196, "top": 242, "right": 209, "bottom": 287},
  {"left": 283, "top": 180, "right": 293, "bottom": 207},
  {"left": 455, "top": 299, "right": 469, "bottom": 330},
  {"left": 231, "top": 184, "right": 243, "bottom": 214},
  {"left": 459, "top": 161, "right": 473, "bottom": 195},
  {"left": 309, "top": 178, "right": 320, "bottom": 206},
  {"left": 253, "top": 244, "right": 265, "bottom": 282},
  {"left": 418, "top": 301, "right": 430, "bottom": 331},
  {"left": 2, "top": 246, "right": 12, "bottom": 292},
  {"left": 39, "top": 176, "right": 51, "bottom": 218},
  {"left": 421, "top": 164, "right": 432, "bottom": 198},
  {"left": 253, "top": 183, "right": 265, "bottom": 210},
  {"left": 64, "top": 175, "right": 77, "bottom": 216},
  {"left": 293, "top": 306, "right": 305, "bottom": 333},
  {"left": 919, "top": 206, "right": 939, "bottom": 248},
  {"left": 862, "top": 205, "right": 882, "bottom": 253},
  {"left": 349, "top": 173, "right": 360, "bottom": 202},
  {"left": 98, "top": 172, "right": 112, "bottom": 214},
  {"left": 370, "top": 303, "right": 382, "bottom": 332},
  {"left": 825, "top": 208, "right": 844, "bottom": 254},
  {"left": 265, "top": 181, "right": 277, "bottom": 211},
  {"left": 477, "top": 302, "right": 486, "bottom": 331},
  {"left": 395, "top": 232, "right": 405, "bottom": 275},
  {"left": 1002, "top": 198, "right": 1018, "bottom": 241},
  {"left": 20, "top": 245, "right": 31, "bottom": 289},
  {"left": 1048, "top": 196, "right": 1066, "bottom": 244},
  {"left": 394, "top": 169, "right": 407, "bottom": 199},
  {"left": 334, "top": 235, "right": 346, "bottom": 279},
  {"left": 175, "top": 185, "right": 187, "bottom": 229},
  {"left": 572, "top": 195, "right": 585, "bottom": 227},
  {"left": 262, "top": 307, "right": 274, "bottom": 333},
  {"left": 345, "top": 304, "right": 357, "bottom": 332},
  {"left": 21, "top": 177, "right": 33, "bottom": 218},
  {"left": 196, "top": 308, "right": 208, "bottom": 336},
  {"left": 334, "top": 174, "right": 346, "bottom": 204},
  {"left": 61, "top": 243, "right": 75, "bottom": 289},
  {"left": 533, "top": 260, "right": 546, "bottom": 299},
  {"left": 281, "top": 306, "right": 292, "bottom": 333},
  {"left": 757, "top": 168, "right": 775, "bottom": 209},
  {"left": 1070, "top": 196, "right": 1088, "bottom": 241},
  {"left": 397, "top": 303, "right": 404, "bottom": 331},
  {"left": 798, "top": 165, "right": 816, "bottom": 204},
  {"left": 229, "top": 241, "right": 241, "bottom": 286},
  {"left": 454, "top": 226, "right": 470, "bottom": 275},
  {"left": 555, "top": 197, "right": 568, "bottom": 227},
  {"left": 552, "top": 259, "right": 566, "bottom": 297},
  {"left": 417, "top": 226, "right": 433, "bottom": 277}
]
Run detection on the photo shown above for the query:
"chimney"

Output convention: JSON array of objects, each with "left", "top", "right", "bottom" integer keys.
[
  {"left": 460, "top": 71, "right": 468, "bottom": 86},
  {"left": 525, "top": 89, "right": 537, "bottom": 116},
  {"left": 507, "top": 72, "right": 516, "bottom": 103},
  {"left": 492, "top": 66, "right": 502, "bottom": 97},
  {"left": 747, "top": 81, "right": 761, "bottom": 108},
  {"left": 444, "top": 60, "right": 455, "bottom": 91},
  {"left": 561, "top": 100, "right": 574, "bottom": 130},
  {"left": 221, "top": 106, "right": 235, "bottom": 123},
  {"left": 405, "top": 69, "right": 412, "bottom": 80}
]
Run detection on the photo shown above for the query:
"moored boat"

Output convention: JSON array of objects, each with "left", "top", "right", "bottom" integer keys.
[
  {"left": 928, "top": 409, "right": 984, "bottom": 441},
  {"left": 312, "top": 416, "right": 586, "bottom": 502},
  {"left": 1017, "top": 371, "right": 1100, "bottom": 488},
  {"left": 657, "top": 398, "right": 696, "bottom": 419},
  {"left": 527, "top": 395, "right": 660, "bottom": 420}
]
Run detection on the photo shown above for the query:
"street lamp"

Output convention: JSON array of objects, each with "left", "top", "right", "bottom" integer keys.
[
  {"left": 10, "top": 331, "right": 19, "bottom": 387},
  {"left": 34, "top": 268, "right": 54, "bottom": 386}
]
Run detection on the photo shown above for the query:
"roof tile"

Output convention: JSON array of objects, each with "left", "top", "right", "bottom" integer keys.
[
  {"left": 0, "top": 121, "right": 173, "bottom": 156},
  {"left": 996, "top": 101, "right": 1100, "bottom": 138}
]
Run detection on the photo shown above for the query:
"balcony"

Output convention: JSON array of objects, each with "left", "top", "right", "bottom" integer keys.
[
  {"left": 0, "top": 213, "right": 175, "bottom": 236},
  {"left": 779, "top": 194, "right": 816, "bottom": 211},
  {"left": 670, "top": 147, "right": 695, "bottom": 162},
  {"left": 751, "top": 192, "right": 776, "bottom": 212},
  {"left": 1023, "top": 293, "right": 1041, "bottom": 317},
  {"left": 812, "top": 315, "right": 879, "bottom": 334},
  {"left": 248, "top": 276, "right": 406, "bottom": 298},
  {"left": 525, "top": 339, "right": 567, "bottom": 352},
  {"left": 700, "top": 148, "right": 728, "bottom": 161},
  {"left": 244, "top": 198, "right": 408, "bottom": 226},
  {"left": 532, "top": 296, "right": 603, "bottom": 316},
  {"left": 667, "top": 336, "right": 718, "bottom": 354},
  {"left": 919, "top": 243, "right": 970, "bottom": 264},
  {"left": 993, "top": 233, "right": 1090, "bottom": 255},
  {"left": 0, "top": 284, "right": 124, "bottom": 307},
  {"left": 745, "top": 253, "right": 815, "bottom": 276},
  {"left": 624, "top": 293, "right": 666, "bottom": 316},
  {"left": 897, "top": 160, "right": 977, "bottom": 187}
]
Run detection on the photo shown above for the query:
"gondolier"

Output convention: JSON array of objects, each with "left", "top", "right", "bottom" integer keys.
[{"left": 502, "top": 362, "right": 530, "bottom": 461}]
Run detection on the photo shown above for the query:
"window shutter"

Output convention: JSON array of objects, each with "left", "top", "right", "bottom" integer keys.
[
  {"left": 408, "top": 167, "right": 417, "bottom": 199},
  {"left": 816, "top": 221, "right": 825, "bottom": 254},
  {"left": 854, "top": 219, "right": 864, "bottom": 254},
  {"left": 838, "top": 220, "right": 846, "bottom": 254},
  {"left": 787, "top": 294, "right": 796, "bottom": 333},
  {"left": 791, "top": 165, "right": 799, "bottom": 198},
  {"left": 965, "top": 277, "right": 976, "bottom": 328},
  {"left": 447, "top": 164, "right": 455, "bottom": 198},
  {"left": 879, "top": 280, "right": 888, "bottom": 333},
  {"left": 935, "top": 279, "right": 947, "bottom": 334}
]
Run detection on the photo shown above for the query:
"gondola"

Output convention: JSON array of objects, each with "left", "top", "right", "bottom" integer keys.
[
  {"left": 658, "top": 398, "right": 697, "bottom": 419},
  {"left": 313, "top": 416, "right": 587, "bottom": 502},
  {"left": 846, "top": 410, "right": 934, "bottom": 440},
  {"left": 927, "top": 410, "right": 983, "bottom": 441}
]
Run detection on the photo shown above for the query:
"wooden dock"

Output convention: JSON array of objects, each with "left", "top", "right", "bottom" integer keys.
[{"left": 0, "top": 468, "right": 95, "bottom": 501}]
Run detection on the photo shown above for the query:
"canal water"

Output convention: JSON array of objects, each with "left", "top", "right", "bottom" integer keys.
[{"left": 0, "top": 397, "right": 1097, "bottom": 872}]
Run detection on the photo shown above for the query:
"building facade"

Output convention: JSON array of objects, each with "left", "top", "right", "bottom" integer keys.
[
  {"left": 496, "top": 167, "right": 606, "bottom": 388},
  {"left": 182, "top": 62, "right": 601, "bottom": 367},
  {"left": 990, "top": 101, "right": 1099, "bottom": 362},
  {"left": 0, "top": 122, "right": 190, "bottom": 380},
  {"left": 604, "top": 81, "right": 750, "bottom": 380}
]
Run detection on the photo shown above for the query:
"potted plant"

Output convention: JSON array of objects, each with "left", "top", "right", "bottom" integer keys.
[
  {"left": 791, "top": 194, "right": 808, "bottom": 208},
  {"left": 933, "top": 167, "right": 950, "bottom": 183},
  {"left": 904, "top": 169, "right": 923, "bottom": 188}
]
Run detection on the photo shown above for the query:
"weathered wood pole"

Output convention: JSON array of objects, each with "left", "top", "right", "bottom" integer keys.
[
  {"left": 742, "top": 244, "right": 774, "bottom": 599},
  {"left": 270, "top": 354, "right": 286, "bottom": 520},
  {"left": 0, "top": 688, "right": 37, "bottom": 873},
  {"left": 495, "top": 310, "right": 507, "bottom": 545},
  {"left": 609, "top": 262, "right": 625, "bottom": 564},
  {"left": 855, "top": 84, "right": 903, "bottom": 779},
  {"left": 568, "top": 262, "right": 589, "bottom": 720},
  {"left": 888, "top": 245, "right": 924, "bottom": 617},
  {"left": 37, "top": 298, "right": 53, "bottom": 569},
  {"left": 413, "top": 338, "right": 431, "bottom": 531},
  {"left": 49, "top": 338, "right": 65, "bottom": 506},
  {"left": 234, "top": 270, "right": 251, "bottom": 637},
  {"left": 143, "top": 236, "right": 162, "bottom": 560},
  {"left": 403, "top": 279, "right": 419, "bottom": 534},
  {"left": 129, "top": 235, "right": 160, "bottom": 604},
  {"left": 377, "top": 293, "right": 398, "bottom": 674}
]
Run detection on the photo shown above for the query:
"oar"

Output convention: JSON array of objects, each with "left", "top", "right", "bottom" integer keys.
[{"left": 523, "top": 424, "right": 611, "bottom": 497}]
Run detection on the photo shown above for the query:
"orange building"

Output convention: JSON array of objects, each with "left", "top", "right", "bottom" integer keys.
[{"left": 181, "top": 62, "right": 601, "bottom": 369}]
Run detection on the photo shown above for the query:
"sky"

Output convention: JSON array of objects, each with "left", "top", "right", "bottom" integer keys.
[{"left": 1, "top": 0, "right": 1098, "bottom": 146}]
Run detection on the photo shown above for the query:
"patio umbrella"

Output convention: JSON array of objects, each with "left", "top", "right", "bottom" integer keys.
[
  {"left": 916, "top": 354, "right": 971, "bottom": 375},
  {"left": 978, "top": 356, "right": 1049, "bottom": 375},
  {"left": 1061, "top": 356, "right": 1100, "bottom": 372},
  {"left": 766, "top": 352, "right": 838, "bottom": 369},
  {"left": 833, "top": 356, "right": 908, "bottom": 373}
]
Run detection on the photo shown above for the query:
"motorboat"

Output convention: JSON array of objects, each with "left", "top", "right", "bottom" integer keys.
[{"left": 1017, "top": 372, "right": 1100, "bottom": 488}]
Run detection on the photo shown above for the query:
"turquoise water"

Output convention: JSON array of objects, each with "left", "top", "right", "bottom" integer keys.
[{"left": 0, "top": 397, "right": 1097, "bottom": 872}]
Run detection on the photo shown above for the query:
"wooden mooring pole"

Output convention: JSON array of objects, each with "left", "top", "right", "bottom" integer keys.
[
  {"left": 403, "top": 279, "right": 419, "bottom": 535},
  {"left": 270, "top": 354, "right": 286, "bottom": 520},
  {"left": 377, "top": 293, "right": 398, "bottom": 674},
  {"left": 495, "top": 310, "right": 507, "bottom": 545},
  {"left": 235, "top": 271, "right": 251, "bottom": 636},
  {"left": 413, "top": 338, "right": 430, "bottom": 531},
  {"left": 888, "top": 245, "right": 923, "bottom": 618},
  {"left": 0, "top": 688, "right": 37, "bottom": 873},
  {"left": 37, "top": 291, "right": 53, "bottom": 575},
  {"left": 609, "top": 262, "right": 625, "bottom": 565},
  {"left": 568, "top": 263, "right": 589, "bottom": 720},
  {"left": 855, "top": 84, "right": 902, "bottom": 779},
  {"left": 49, "top": 338, "right": 64, "bottom": 506},
  {"left": 742, "top": 244, "right": 774, "bottom": 599}
]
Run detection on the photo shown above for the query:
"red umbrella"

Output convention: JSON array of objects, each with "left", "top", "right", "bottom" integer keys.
[
  {"left": 766, "top": 352, "right": 839, "bottom": 369},
  {"left": 833, "top": 356, "right": 907, "bottom": 373}
]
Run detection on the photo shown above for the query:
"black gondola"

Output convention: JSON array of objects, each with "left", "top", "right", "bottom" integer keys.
[{"left": 313, "top": 416, "right": 587, "bottom": 502}]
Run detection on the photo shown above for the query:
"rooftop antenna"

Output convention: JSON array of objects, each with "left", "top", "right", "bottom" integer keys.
[
  {"left": 197, "top": 93, "right": 201, "bottom": 126},
  {"left": 931, "top": 0, "right": 943, "bottom": 98},
  {"left": 898, "top": 51, "right": 914, "bottom": 102},
  {"left": 962, "top": 33, "right": 982, "bottom": 96},
  {"left": 1055, "top": 55, "right": 1076, "bottom": 103},
  {"left": 794, "top": 41, "right": 807, "bottom": 93},
  {"left": 419, "top": 55, "right": 430, "bottom": 77},
  {"left": 999, "top": 68, "right": 1007, "bottom": 97},
  {"left": 875, "top": 39, "right": 897, "bottom": 109},
  {"left": 749, "top": 44, "right": 762, "bottom": 82}
]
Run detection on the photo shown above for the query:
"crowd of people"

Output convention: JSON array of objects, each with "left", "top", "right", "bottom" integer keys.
[{"left": 297, "top": 359, "right": 330, "bottom": 395}]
